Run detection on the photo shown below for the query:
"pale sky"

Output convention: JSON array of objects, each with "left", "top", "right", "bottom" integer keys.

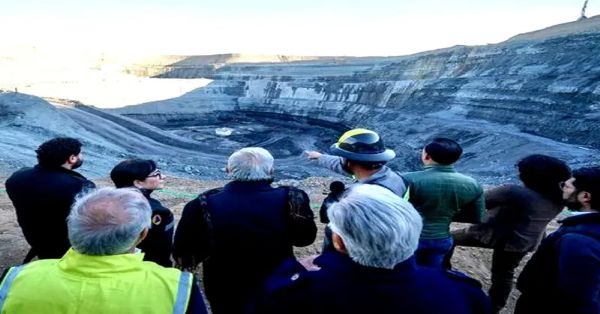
[{"left": 1, "top": 0, "right": 598, "bottom": 57}]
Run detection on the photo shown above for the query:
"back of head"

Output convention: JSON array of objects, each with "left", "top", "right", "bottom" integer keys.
[
  {"left": 36, "top": 137, "right": 82, "bottom": 168},
  {"left": 110, "top": 159, "right": 157, "bottom": 188},
  {"left": 517, "top": 154, "right": 571, "bottom": 203},
  {"left": 328, "top": 184, "right": 423, "bottom": 269},
  {"left": 68, "top": 187, "right": 151, "bottom": 255},
  {"left": 424, "top": 137, "right": 462, "bottom": 165},
  {"left": 572, "top": 167, "right": 600, "bottom": 210},
  {"left": 227, "top": 147, "right": 274, "bottom": 181}
]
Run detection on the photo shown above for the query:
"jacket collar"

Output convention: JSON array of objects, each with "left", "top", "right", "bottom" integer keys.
[
  {"left": 560, "top": 212, "right": 600, "bottom": 226},
  {"left": 35, "top": 164, "right": 87, "bottom": 179},
  {"left": 358, "top": 166, "right": 390, "bottom": 184},
  {"left": 58, "top": 248, "right": 145, "bottom": 278},
  {"left": 314, "top": 251, "right": 418, "bottom": 276},
  {"left": 224, "top": 180, "right": 274, "bottom": 192},
  {"left": 423, "top": 164, "right": 455, "bottom": 172},
  {"left": 139, "top": 188, "right": 154, "bottom": 198}
]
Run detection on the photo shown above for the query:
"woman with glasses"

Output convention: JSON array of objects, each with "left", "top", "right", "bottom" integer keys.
[{"left": 110, "top": 159, "right": 174, "bottom": 267}]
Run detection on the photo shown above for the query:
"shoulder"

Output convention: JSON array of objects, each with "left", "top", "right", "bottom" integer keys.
[
  {"left": 262, "top": 259, "right": 321, "bottom": 297},
  {"left": 278, "top": 186, "right": 309, "bottom": 197},
  {"left": 451, "top": 172, "right": 480, "bottom": 185},
  {"left": 200, "top": 187, "right": 224, "bottom": 198},
  {"left": 442, "top": 269, "right": 484, "bottom": 289},
  {"left": 141, "top": 261, "right": 190, "bottom": 283},
  {"left": 189, "top": 187, "right": 224, "bottom": 205},
  {"left": 147, "top": 197, "right": 171, "bottom": 213},
  {"left": 401, "top": 170, "right": 424, "bottom": 180},
  {"left": 555, "top": 230, "right": 600, "bottom": 253}
]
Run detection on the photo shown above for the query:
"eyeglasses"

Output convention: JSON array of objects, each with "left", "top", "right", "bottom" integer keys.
[{"left": 147, "top": 170, "right": 162, "bottom": 178}]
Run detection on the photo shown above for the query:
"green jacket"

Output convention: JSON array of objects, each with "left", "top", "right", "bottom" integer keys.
[{"left": 402, "top": 165, "right": 485, "bottom": 239}]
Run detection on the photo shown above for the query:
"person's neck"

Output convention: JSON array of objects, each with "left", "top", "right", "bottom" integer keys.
[
  {"left": 353, "top": 167, "right": 380, "bottom": 180},
  {"left": 579, "top": 205, "right": 595, "bottom": 213},
  {"left": 61, "top": 163, "right": 72, "bottom": 170},
  {"left": 422, "top": 160, "right": 438, "bottom": 166}
]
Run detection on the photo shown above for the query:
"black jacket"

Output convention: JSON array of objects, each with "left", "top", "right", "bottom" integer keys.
[
  {"left": 516, "top": 212, "right": 600, "bottom": 314},
  {"left": 138, "top": 190, "right": 174, "bottom": 267},
  {"left": 173, "top": 180, "right": 317, "bottom": 314},
  {"left": 5, "top": 165, "right": 95, "bottom": 259}
]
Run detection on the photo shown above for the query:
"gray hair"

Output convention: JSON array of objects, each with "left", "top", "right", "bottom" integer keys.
[
  {"left": 328, "top": 184, "right": 423, "bottom": 269},
  {"left": 227, "top": 147, "right": 274, "bottom": 181},
  {"left": 68, "top": 187, "right": 151, "bottom": 255}
]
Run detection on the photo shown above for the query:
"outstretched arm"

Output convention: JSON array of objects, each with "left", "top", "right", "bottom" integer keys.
[{"left": 305, "top": 151, "right": 352, "bottom": 176}]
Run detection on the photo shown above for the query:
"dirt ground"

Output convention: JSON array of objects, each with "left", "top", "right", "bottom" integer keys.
[{"left": 0, "top": 175, "right": 548, "bottom": 314}]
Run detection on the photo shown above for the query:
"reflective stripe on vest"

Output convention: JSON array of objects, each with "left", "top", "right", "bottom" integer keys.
[
  {"left": 0, "top": 265, "right": 25, "bottom": 310},
  {"left": 173, "top": 271, "right": 192, "bottom": 314},
  {"left": 403, "top": 186, "right": 410, "bottom": 201}
]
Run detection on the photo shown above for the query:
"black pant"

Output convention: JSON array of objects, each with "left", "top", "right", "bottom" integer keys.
[
  {"left": 449, "top": 228, "right": 527, "bottom": 313},
  {"left": 489, "top": 250, "right": 527, "bottom": 312}
]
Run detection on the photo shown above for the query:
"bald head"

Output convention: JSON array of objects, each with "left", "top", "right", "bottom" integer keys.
[{"left": 68, "top": 187, "right": 151, "bottom": 255}]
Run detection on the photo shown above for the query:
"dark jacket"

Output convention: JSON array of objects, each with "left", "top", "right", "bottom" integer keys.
[
  {"left": 460, "top": 184, "right": 564, "bottom": 252},
  {"left": 250, "top": 251, "right": 491, "bottom": 314},
  {"left": 138, "top": 190, "right": 174, "bottom": 267},
  {"left": 5, "top": 165, "right": 95, "bottom": 259},
  {"left": 173, "top": 180, "right": 317, "bottom": 314},
  {"left": 516, "top": 212, "right": 600, "bottom": 314}
]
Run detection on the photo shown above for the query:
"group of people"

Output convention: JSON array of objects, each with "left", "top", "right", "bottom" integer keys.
[{"left": 0, "top": 131, "right": 598, "bottom": 314}]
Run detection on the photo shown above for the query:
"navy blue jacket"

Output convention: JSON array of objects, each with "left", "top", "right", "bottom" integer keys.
[
  {"left": 5, "top": 165, "right": 95, "bottom": 259},
  {"left": 250, "top": 251, "right": 491, "bottom": 314},
  {"left": 138, "top": 190, "right": 174, "bottom": 267},
  {"left": 516, "top": 212, "right": 600, "bottom": 314},
  {"left": 173, "top": 180, "right": 317, "bottom": 314}
]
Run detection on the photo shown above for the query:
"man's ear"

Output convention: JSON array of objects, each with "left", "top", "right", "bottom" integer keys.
[
  {"left": 580, "top": 191, "right": 592, "bottom": 205},
  {"left": 133, "top": 179, "right": 144, "bottom": 188},
  {"left": 135, "top": 228, "right": 149, "bottom": 246},
  {"left": 332, "top": 232, "right": 347, "bottom": 254},
  {"left": 67, "top": 154, "right": 78, "bottom": 165}
]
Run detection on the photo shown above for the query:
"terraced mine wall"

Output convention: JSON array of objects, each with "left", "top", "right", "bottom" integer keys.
[{"left": 116, "top": 22, "right": 600, "bottom": 183}]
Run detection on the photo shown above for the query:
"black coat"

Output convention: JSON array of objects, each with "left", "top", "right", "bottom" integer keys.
[
  {"left": 173, "top": 180, "right": 317, "bottom": 314},
  {"left": 250, "top": 251, "right": 491, "bottom": 314},
  {"left": 516, "top": 213, "right": 600, "bottom": 314},
  {"left": 138, "top": 190, "right": 174, "bottom": 267},
  {"left": 5, "top": 165, "right": 95, "bottom": 259}
]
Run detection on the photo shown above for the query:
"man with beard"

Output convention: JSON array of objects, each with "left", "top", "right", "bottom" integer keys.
[
  {"left": 447, "top": 154, "right": 571, "bottom": 313},
  {"left": 5, "top": 137, "right": 96, "bottom": 260},
  {"left": 516, "top": 167, "right": 600, "bottom": 314}
]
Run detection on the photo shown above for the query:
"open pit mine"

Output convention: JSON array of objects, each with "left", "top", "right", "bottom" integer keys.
[{"left": 0, "top": 17, "right": 599, "bottom": 183}]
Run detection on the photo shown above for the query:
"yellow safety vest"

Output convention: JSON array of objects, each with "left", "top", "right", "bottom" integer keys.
[{"left": 0, "top": 249, "right": 193, "bottom": 314}]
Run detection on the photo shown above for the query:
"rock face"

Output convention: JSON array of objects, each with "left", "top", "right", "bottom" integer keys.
[{"left": 115, "top": 17, "right": 600, "bottom": 183}]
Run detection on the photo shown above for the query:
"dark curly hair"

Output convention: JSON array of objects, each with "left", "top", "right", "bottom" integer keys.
[
  {"left": 517, "top": 154, "right": 571, "bottom": 203},
  {"left": 35, "top": 137, "right": 82, "bottom": 168},
  {"left": 572, "top": 167, "right": 600, "bottom": 209},
  {"left": 110, "top": 159, "right": 157, "bottom": 188}
]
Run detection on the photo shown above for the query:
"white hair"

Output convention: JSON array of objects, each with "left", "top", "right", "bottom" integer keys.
[
  {"left": 328, "top": 184, "right": 423, "bottom": 269},
  {"left": 227, "top": 147, "right": 274, "bottom": 181},
  {"left": 68, "top": 187, "right": 151, "bottom": 255}
]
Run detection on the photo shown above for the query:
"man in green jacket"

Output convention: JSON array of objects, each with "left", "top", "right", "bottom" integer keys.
[{"left": 402, "top": 137, "right": 485, "bottom": 268}]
